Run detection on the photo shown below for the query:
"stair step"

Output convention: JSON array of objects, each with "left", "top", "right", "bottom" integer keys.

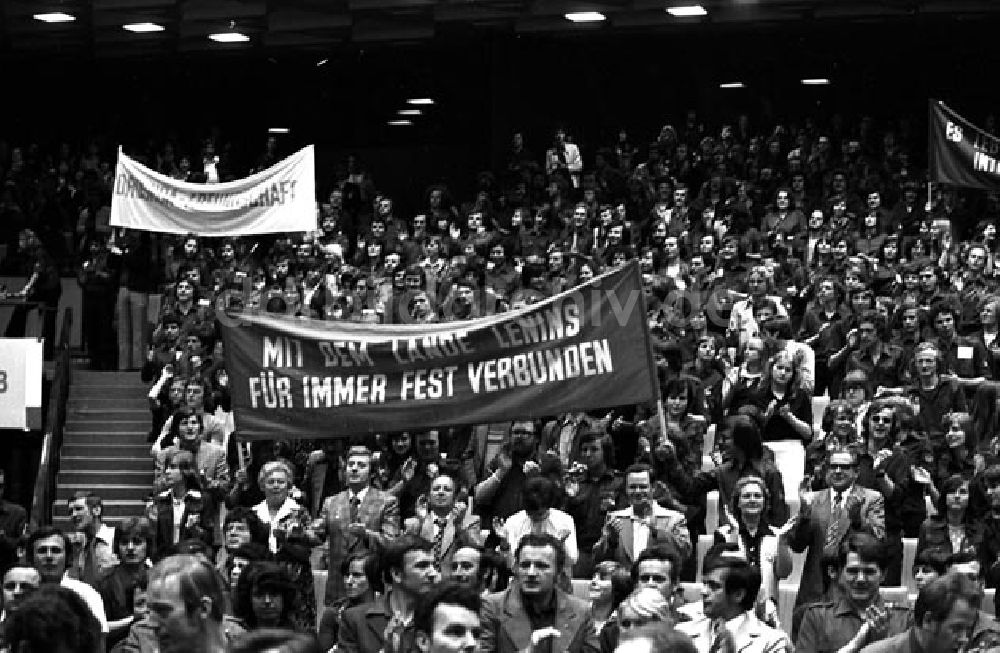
[
  {"left": 63, "top": 443, "right": 152, "bottom": 458},
  {"left": 70, "top": 386, "right": 148, "bottom": 398},
  {"left": 57, "top": 484, "right": 153, "bottom": 501},
  {"left": 66, "top": 418, "right": 151, "bottom": 431},
  {"left": 63, "top": 432, "right": 149, "bottom": 444},
  {"left": 59, "top": 470, "right": 154, "bottom": 486},
  {"left": 72, "top": 371, "right": 144, "bottom": 382},
  {"left": 61, "top": 456, "right": 153, "bottom": 471},
  {"left": 68, "top": 400, "right": 150, "bottom": 411}
]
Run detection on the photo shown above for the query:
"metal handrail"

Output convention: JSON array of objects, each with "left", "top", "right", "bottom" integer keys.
[{"left": 29, "top": 307, "right": 72, "bottom": 525}]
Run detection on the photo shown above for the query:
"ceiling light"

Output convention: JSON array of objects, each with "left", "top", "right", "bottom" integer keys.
[
  {"left": 719, "top": 82, "right": 745, "bottom": 89},
  {"left": 406, "top": 98, "right": 435, "bottom": 105},
  {"left": 666, "top": 5, "right": 707, "bottom": 17},
  {"left": 268, "top": 128, "right": 289, "bottom": 134},
  {"left": 208, "top": 32, "right": 250, "bottom": 43},
  {"left": 123, "top": 22, "right": 165, "bottom": 33},
  {"left": 33, "top": 12, "right": 75, "bottom": 23},
  {"left": 316, "top": 58, "right": 329, "bottom": 67},
  {"left": 801, "top": 78, "right": 831, "bottom": 85},
  {"left": 388, "top": 120, "right": 413, "bottom": 126},
  {"left": 397, "top": 109, "right": 422, "bottom": 116},
  {"left": 564, "top": 12, "right": 606, "bottom": 22}
]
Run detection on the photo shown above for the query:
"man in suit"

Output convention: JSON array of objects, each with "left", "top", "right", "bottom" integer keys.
[
  {"left": 677, "top": 548, "right": 789, "bottom": 653},
  {"left": 338, "top": 534, "right": 440, "bottom": 653},
  {"left": 787, "top": 447, "right": 886, "bottom": 612},
  {"left": 318, "top": 444, "right": 400, "bottom": 605},
  {"left": 0, "top": 469, "right": 27, "bottom": 575},
  {"left": 302, "top": 439, "right": 345, "bottom": 517},
  {"left": 593, "top": 463, "right": 692, "bottom": 566},
  {"left": 480, "top": 533, "right": 599, "bottom": 653}
]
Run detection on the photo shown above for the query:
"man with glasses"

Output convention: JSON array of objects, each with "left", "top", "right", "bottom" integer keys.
[
  {"left": 475, "top": 420, "right": 559, "bottom": 525},
  {"left": 787, "top": 448, "right": 886, "bottom": 613},
  {"left": 796, "top": 534, "right": 909, "bottom": 653}
]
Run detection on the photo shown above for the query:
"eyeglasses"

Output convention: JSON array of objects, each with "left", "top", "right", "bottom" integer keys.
[
  {"left": 637, "top": 573, "right": 668, "bottom": 583},
  {"left": 870, "top": 416, "right": 893, "bottom": 424}
]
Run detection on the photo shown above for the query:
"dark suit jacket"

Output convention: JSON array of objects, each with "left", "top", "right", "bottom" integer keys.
[
  {"left": 337, "top": 593, "right": 416, "bottom": 653},
  {"left": 0, "top": 499, "right": 26, "bottom": 572},
  {"left": 319, "top": 486, "right": 399, "bottom": 605},
  {"left": 152, "top": 491, "right": 215, "bottom": 554},
  {"left": 480, "top": 587, "right": 600, "bottom": 653},
  {"left": 787, "top": 485, "right": 885, "bottom": 607}
]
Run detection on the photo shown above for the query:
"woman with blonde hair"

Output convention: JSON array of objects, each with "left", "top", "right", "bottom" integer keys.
[
  {"left": 736, "top": 349, "right": 813, "bottom": 444},
  {"left": 713, "top": 475, "right": 793, "bottom": 627},
  {"left": 615, "top": 587, "right": 674, "bottom": 634},
  {"left": 247, "top": 459, "right": 318, "bottom": 632}
]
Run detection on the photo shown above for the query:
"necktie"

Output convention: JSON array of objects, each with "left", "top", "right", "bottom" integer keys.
[
  {"left": 82, "top": 538, "right": 97, "bottom": 585},
  {"left": 825, "top": 492, "right": 845, "bottom": 551},
  {"left": 708, "top": 619, "right": 726, "bottom": 653},
  {"left": 349, "top": 495, "right": 360, "bottom": 524},
  {"left": 433, "top": 518, "right": 447, "bottom": 563}
]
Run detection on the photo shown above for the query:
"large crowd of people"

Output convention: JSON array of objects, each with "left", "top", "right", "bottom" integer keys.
[{"left": 2, "top": 109, "right": 1000, "bottom": 652}]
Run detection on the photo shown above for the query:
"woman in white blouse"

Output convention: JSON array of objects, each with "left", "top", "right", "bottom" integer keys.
[
  {"left": 713, "top": 475, "right": 793, "bottom": 627},
  {"left": 495, "top": 475, "right": 577, "bottom": 579}
]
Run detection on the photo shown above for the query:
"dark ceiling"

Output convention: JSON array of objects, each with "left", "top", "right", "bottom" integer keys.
[{"left": 4, "top": 0, "right": 1000, "bottom": 57}]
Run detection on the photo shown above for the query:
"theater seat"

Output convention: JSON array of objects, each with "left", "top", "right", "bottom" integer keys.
[
  {"left": 695, "top": 534, "right": 715, "bottom": 582},
  {"left": 811, "top": 396, "right": 830, "bottom": 431},
  {"left": 765, "top": 440, "right": 806, "bottom": 501},
  {"left": 880, "top": 586, "right": 909, "bottom": 607},
  {"left": 706, "top": 491, "right": 720, "bottom": 533},
  {"left": 985, "top": 588, "right": 996, "bottom": 617},
  {"left": 679, "top": 581, "right": 702, "bottom": 603},
  {"left": 901, "top": 538, "right": 918, "bottom": 591},
  {"left": 571, "top": 578, "right": 590, "bottom": 600},
  {"left": 314, "top": 570, "right": 327, "bottom": 628}
]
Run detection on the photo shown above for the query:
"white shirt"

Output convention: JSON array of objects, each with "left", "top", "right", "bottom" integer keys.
[
  {"left": 61, "top": 575, "right": 109, "bottom": 633},
  {"left": 629, "top": 503, "right": 673, "bottom": 559},
  {"left": 171, "top": 494, "right": 186, "bottom": 544}
]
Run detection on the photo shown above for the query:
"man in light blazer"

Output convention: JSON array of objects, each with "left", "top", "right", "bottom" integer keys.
[
  {"left": 677, "top": 547, "right": 790, "bottom": 653},
  {"left": 316, "top": 445, "right": 400, "bottom": 605},
  {"left": 786, "top": 447, "right": 886, "bottom": 611},
  {"left": 480, "top": 533, "right": 599, "bottom": 653},
  {"left": 593, "top": 463, "right": 692, "bottom": 566}
]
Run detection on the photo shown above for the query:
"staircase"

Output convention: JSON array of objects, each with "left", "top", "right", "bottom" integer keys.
[{"left": 52, "top": 370, "right": 153, "bottom": 530}]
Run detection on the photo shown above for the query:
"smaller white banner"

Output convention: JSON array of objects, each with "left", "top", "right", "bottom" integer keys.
[
  {"left": 0, "top": 339, "right": 43, "bottom": 430},
  {"left": 110, "top": 145, "right": 318, "bottom": 236}
]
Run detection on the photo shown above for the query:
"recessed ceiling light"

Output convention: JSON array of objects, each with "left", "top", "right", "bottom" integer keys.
[
  {"left": 801, "top": 78, "right": 831, "bottom": 85},
  {"left": 564, "top": 12, "right": 606, "bottom": 22},
  {"left": 208, "top": 32, "right": 250, "bottom": 43},
  {"left": 719, "top": 82, "right": 745, "bottom": 89},
  {"left": 268, "top": 128, "right": 290, "bottom": 134},
  {"left": 406, "top": 98, "right": 435, "bottom": 105},
  {"left": 316, "top": 58, "right": 329, "bottom": 67},
  {"left": 666, "top": 5, "right": 707, "bottom": 17},
  {"left": 388, "top": 120, "right": 413, "bottom": 126},
  {"left": 123, "top": 22, "right": 165, "bottom": 33},
  {"left": 397, "top": 109, "right": 422, "bottom": 116},
  {"left": 33, "top": 12, "right": 75, "bottom": 23}
]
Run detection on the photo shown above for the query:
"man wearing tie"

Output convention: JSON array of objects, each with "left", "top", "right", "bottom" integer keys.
[
  {"left": 786, "top": 448, "right": 886, "bottom": 629},
  {"left": 677, "top": 548, "right": 789, "bottom": 653},
  {"left": 317, "top": 445, "right": 400, "bottom": 605}
]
